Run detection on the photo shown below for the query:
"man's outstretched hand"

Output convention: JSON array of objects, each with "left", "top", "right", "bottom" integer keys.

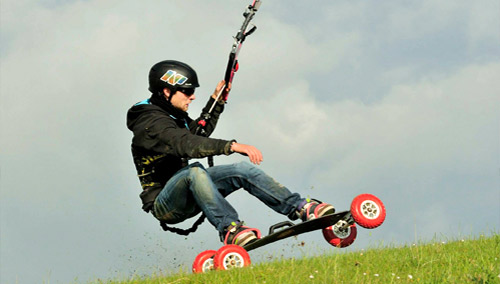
[{"left": 231, "top": 142, "right": 263, "bottom": 165}]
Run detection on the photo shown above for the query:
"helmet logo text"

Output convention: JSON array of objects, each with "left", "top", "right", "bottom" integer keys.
[{"left": 160, "top": 70, "right": 188, "bottom": 86}]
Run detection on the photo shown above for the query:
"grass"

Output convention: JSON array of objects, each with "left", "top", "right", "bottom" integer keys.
[{"left": 94, "top": 234, "right": 499, "bottom": 284}]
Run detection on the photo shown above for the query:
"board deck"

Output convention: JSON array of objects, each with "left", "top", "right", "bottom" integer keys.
[{"left": 243, "top": 211, "right": 351, "bottom": 252}]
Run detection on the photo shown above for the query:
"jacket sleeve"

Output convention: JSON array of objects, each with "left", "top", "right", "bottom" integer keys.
[
  {"left": 131, "top": 109, "right": 233, "bottom": 158},
  {"left": 189, "top": 97, "right": 225, "bottom": 137}
]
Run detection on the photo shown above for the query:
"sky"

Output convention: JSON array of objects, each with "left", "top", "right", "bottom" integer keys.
[{"left": 1, "top": 0, "right": 499, "bottom": 283}]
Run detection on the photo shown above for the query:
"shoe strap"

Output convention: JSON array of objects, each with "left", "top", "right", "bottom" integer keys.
[{"left": 224, "top": 225, "right": 262, "bottom": 245}]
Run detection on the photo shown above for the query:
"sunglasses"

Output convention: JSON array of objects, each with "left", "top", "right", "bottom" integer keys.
[{"left": 178, "top": 88, "right": 195, "bottom": 96}]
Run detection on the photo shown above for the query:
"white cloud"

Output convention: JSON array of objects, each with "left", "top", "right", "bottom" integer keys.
[{"left": 232, "top": 61, "right": 499, "bottom": 181}]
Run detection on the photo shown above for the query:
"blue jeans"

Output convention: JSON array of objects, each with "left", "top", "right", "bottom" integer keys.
[{"left": 152, "top": 161, "right": 304, "bottom": 233}]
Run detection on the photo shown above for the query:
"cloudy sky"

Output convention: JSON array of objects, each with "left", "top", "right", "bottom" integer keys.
[{"left": 1, "top": 0, "right": 499, "bottom": 283}]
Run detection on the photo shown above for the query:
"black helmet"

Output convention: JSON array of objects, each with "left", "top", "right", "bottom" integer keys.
[{"left": 148, "top": 60, "right": 200, "bottom": 95}]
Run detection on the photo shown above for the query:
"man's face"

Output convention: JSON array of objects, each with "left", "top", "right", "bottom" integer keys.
[{"left": 164, "top": 88, "right": 196, "bottom": 112}]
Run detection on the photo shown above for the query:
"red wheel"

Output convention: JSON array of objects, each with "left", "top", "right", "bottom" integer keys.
[
  {"left": 322, "top": 220, "right": 357, "bottom": 248},
  {"left": 350, "top": 194, "right": 386, "bottom": 229},
  {"left": 192, "top": 250, "right": 216, "bottom": 273},
  {"left": 213, "top": 245, "right": 251, "bottom": 270}
]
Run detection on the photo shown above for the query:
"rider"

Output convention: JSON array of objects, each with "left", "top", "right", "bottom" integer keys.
[{"left": 127, "top": 60, "right": 334, "bottom": 246}]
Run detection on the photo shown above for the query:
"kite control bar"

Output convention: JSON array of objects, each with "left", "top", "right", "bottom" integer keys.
[
  {"left": 196, "top": 0, "right": 262, "bottom": 139},
  {"left": 196, "top": 0, "right": 262, "bottom": 167},
  {"left": 195, "top": 0, "right": 262, "bottom": 167},
  {"left": 221, "top": 0, "right": 262, "bottom": 101}
]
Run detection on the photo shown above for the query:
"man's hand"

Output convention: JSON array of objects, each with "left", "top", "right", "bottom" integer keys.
[
  {"left": 231, "top": 142, "right": 263, "bottom": 165},
  {"left": 212, "top": 80, "right": 231, "bottom": 101}
]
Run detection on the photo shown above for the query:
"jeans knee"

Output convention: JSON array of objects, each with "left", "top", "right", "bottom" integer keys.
[
  {"left": 186, "top": 163, "right": 217, "bottom": 198},
  {"left": 187, "top": 163, "right": 209, "bottom": 180}
]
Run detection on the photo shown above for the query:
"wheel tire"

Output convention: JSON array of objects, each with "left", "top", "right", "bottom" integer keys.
[
  {"left": 213, "top": 245, "right": 251, "bottom": 270},
  {"left": 323, "top": 221, "right": 357, "bottom": 248},
  {"left": 351, "top": 194, "right": 386, "bottom": 229},
  {"left": 192, "top": 250, "right": 216, "bottom": 273}
]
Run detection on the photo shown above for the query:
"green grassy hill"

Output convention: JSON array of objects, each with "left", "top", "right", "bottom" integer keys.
[{"left": 96, "top": 234, "right": 499, "bottom": 284}]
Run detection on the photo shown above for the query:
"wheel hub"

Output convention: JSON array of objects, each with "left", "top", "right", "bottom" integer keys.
[
  {"left": 202, "top": 259, "right": 214, "bottom": 272},
  {"left": 224, "top": 253, "right": 244, "bottom": 269},
  {"left": 332, "top": 220, "right": 351, "bottom": 239},
  {"left": 360, "top": 200, "right": 380, "bottom": 219}
]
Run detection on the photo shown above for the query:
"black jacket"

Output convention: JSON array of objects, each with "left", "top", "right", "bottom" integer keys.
[{"left": 126, "top": 95, "right": 233, "bottom": 212}]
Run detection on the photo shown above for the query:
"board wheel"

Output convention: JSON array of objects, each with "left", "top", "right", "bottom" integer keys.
[
  {"left": 322, "top": 220, "right": 357, "bottom": 248},
  {"left": 350, "top": 194, "right": 386, "bottom": 229},
  {"left": 213, "top": 245, "right": 251, "bottom": 270},
  {"left": 192, "top": 250, "right": 216, "bottom": 273}
]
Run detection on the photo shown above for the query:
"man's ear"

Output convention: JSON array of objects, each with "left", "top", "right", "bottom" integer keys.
[{"left": 163, "top": 88, "right": 171, "bottom": 99}]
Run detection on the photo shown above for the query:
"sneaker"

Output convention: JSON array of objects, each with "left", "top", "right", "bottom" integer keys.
[
  {"left": 223, "top": 221, "right": 261, "bottom": 246},
  {"left": 297, "top": 198, "right": 335, "bottom": 221}
]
